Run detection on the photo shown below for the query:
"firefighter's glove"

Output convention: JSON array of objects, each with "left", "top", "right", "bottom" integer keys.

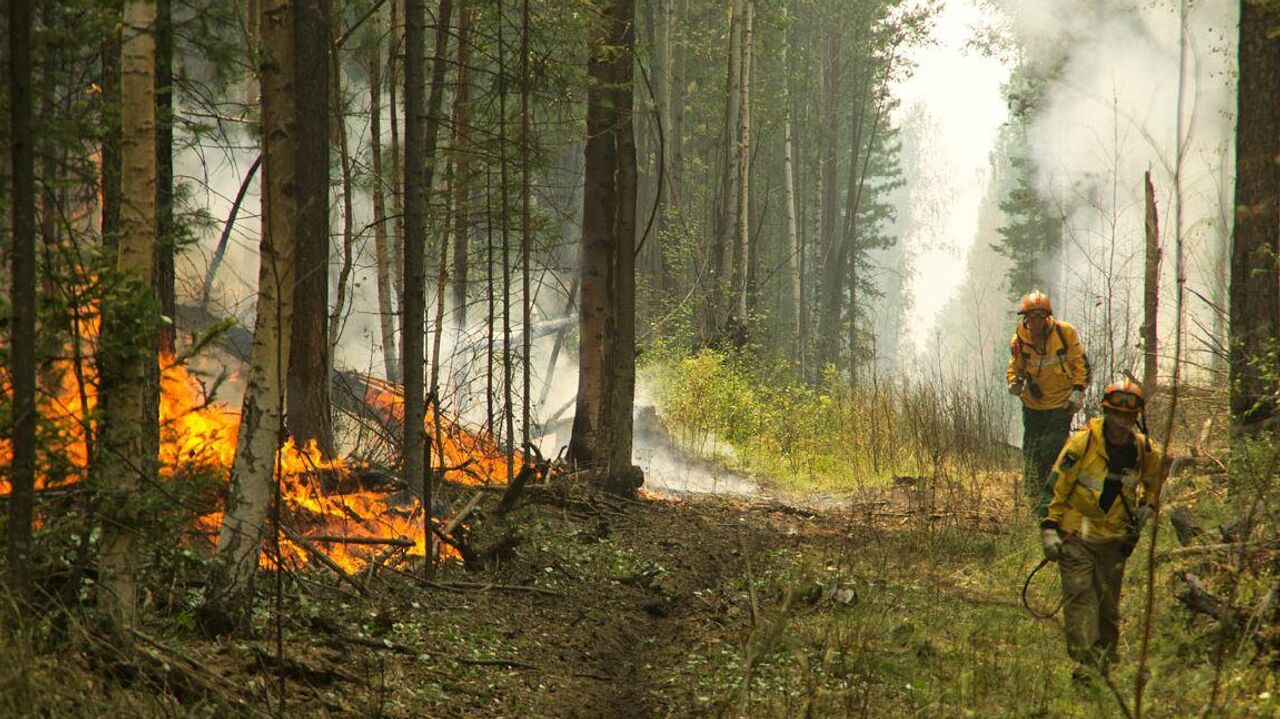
[
  {"left": 1009, "top": 378, "right": 1025, "bottom": 396},
  {"left": 1133, "top": 504, "right": 1156, "bottom": 529},
  {"left": 1064, "top": 388, "right": 1085, "bottom": 414},
  {"left": 1041, "top": 528, "right": 1065, "bottom": 562}
]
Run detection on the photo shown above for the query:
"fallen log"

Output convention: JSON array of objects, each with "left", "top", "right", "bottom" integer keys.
[
  {"left": 422, "top": 579, "right": 563, "bottom": 597},
  {"left": 1157, "top": 540, "right": 1277, "bottom": 563},
  {"left": 361, "top": 544, "right": 410, "bottom": 581},
  {"left": 1169, "top": 506, "right": 1205, "bottom": 547},
  {"left": 441, "top": 492, "right": 485, "bottom": 535},
  {"left": 280, "top": 525, "right": 369, "bottom": 596},
  {"left": 1175, "top": 572, "right": 1278, "bottom": 660},
  {"left": 496, "top": 462, "right": 540, "bottom": 516},
  {"left": 304, "top": 535, "right": 415, "bottom": 547},
  {"left": 1176, "top": 572, "right": 1237, "bottom": 625}
]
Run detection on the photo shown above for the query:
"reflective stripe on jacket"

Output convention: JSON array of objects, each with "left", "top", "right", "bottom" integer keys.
[
  {"left": 1006, "top": 318, "right": 1088, "bottom": 410},
  {"left": 1043, "top": 418, "right": 1163, "bottom": 541}
]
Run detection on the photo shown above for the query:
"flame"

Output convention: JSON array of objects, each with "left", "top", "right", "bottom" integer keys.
[
  {"left": 360, "top": 377, "right": 520, "bottom": 486},
  {"left": 1, "top": 328, "right": 520, "bottom": 574}
]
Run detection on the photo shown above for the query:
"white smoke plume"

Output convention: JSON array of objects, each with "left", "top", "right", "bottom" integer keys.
[{"left": 985, "top": 0, "right": 1237, "bottom": 384}]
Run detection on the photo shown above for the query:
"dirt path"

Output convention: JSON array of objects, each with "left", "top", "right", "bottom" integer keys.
[
  {"left": 18, "top": 465, "right": 1256, "bottom": 718},
  {"left": 541, "top": 499, "right": 778, "bottom": 718},
  {"left": 298, "top": 492, "right": 852, "bottom": 718},
  {"left": 55, "top": 482, "right": 1030, "bottom": 718}
]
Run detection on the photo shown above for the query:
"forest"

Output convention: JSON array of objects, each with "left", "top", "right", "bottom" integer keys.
[{"left": 1, "top": 0, "right": 1278, "bottom": 716}]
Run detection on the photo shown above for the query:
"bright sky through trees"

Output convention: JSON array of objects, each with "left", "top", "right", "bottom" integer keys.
[{"left": 892, "top": 0, "right": 1010, "bottom": 352}]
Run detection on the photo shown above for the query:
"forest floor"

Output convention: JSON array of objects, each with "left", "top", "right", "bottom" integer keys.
[{"left": 10, "top": 461, "right": 1276, "bottom": 718}]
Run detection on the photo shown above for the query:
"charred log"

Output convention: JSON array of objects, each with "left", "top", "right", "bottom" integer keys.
[
  {"left": 1218, "top": 499, "right": 1266, "bottom": 544},
  {"left": 1176, "top": 572, "right": 1279, "bottom": 661},
  {"left": 1170, "top": 506, "right": 1205, "bottom": 547}
]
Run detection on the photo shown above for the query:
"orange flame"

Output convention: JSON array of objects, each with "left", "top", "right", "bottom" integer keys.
[{"left": 1, "top": 331, "right": 519, "bottom": 574}]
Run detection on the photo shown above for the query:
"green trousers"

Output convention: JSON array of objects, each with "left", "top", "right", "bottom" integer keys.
[
  {"left": 1021, "top": 406, "right": 1071, "bottom": 515},
  {"left": 1059, "top": 539, "right": 1127, "bottom": 668}
]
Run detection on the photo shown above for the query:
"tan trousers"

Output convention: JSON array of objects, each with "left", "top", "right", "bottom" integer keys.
[{"left": 1059, "top": 539, "right": 1127, "bottom": 667}]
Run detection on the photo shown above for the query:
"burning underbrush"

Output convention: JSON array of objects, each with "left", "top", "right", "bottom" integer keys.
[{"left": 0, "top": 340, "right": 521, "bottom": 575}]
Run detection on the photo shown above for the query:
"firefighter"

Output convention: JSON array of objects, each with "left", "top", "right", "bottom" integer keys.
[
  {"left": 1006, "top": 291, "right": 1090, "bottom": 512},
  {"left": 1039, "top": 379, "right": 1162, "bottom": 679}
]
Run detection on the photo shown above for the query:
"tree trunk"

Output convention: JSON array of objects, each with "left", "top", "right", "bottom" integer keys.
[
  {"left": 369, "top": 30, "right": 401, "bottom": 383},
  {"left": 817, "top": 81, "right": 867, "bottom": 373},
  {"left": 102, "top": 31, "right": 122, "bottom": 256},
  {"left": 653, "top": 0, "right": 672, "bottom": 293},
  {"left": 329, "top": 1, "right": 357, "bottom": 361},
  {"left": 781, "top": 5, "right": 800, "bottom": 362},
  {"left": 709, "top": 0, "right": 741, "bottom": 337},
  {"left": 450, "top": 2, "right": 474, "bottom": 329},
  {"left": 217, "top": 0, "right": 299, "bottom": 601},
  {"left": 521, "top": 0, "right": 533, "bottom": 449},
  {"left": 98, "top": 0, "right": 159, "bottom": 632},
  {"left": 7, "top": 0, "right": 36, "bottom": 598},
  {"left": 668, "top": 0, "right": 686, "bottom": 218},
  {"left": 611, "top": 0, "right": 638, "bottom": 487},
  {"left": 403, "top": 0, "right": 454, "bottom": 558},
  {"left": 733, "top": 0, "right": 753, "bottom": 322},
  {"left": 389, "top": 0, "right": 405, "bottom": 304},
  {"left": 634, "top": 1, "right": 656, "bottom": 294},
  {"left": 201, "top": 155, "right": 261, "bottom": 308},
  {"left": 1142, "top": 170, "right": 1160, "bottom": 394},
  {"left": 814, "top": 28, "right": 840, "bottom": 378},
  {"left": 288, "top": 0, "right": 333, "bottom": 457},
  {"left": 155, "top": 0, "right": 175, "bottom": 356},
  {"left": 841, "top": 80, "right": 872, "bottom": 379},
  {"left": 499, "top": 0, "right": 514, "bottom": 475},
  {"left": 1230, "top": 1, "right": 1280, "bottom": 429},
  {"left": 402, "top": 0, "right": 428, "bottom": 539},
  {"left": 570, "top": 0, "right": 639, "bottom": 496}
]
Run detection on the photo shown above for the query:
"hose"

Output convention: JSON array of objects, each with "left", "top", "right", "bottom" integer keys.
[{"left": 1022, "top": 557, "right": 1064, "bottom": 619}]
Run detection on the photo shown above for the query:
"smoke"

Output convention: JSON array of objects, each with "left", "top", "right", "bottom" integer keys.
[
  {"left": 889, "top": 0, "right": 1012, "bottom": 357},
  {"left": 987, "top": 0, "right": 1238, "bottom": 383}
]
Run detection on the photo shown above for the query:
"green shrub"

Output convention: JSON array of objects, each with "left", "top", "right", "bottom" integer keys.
[{"left": 646, "top": 350, "right": 1016, "bottom": 490}]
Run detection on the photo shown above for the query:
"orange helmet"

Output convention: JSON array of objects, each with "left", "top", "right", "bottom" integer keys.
[
  {"left": 1018, "top": 291, "right": 1053, "bottom": 316},
  {"left": 1101, "top": 378, "right": 1144, "bottom": 413}
]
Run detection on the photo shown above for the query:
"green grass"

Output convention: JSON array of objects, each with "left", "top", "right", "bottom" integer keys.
[
  {"left": 644, "top": 349, "right": 1016, "bottom": 494},
  {"left": 675, "top": 505, "right": 1279, "bottom": 718}
]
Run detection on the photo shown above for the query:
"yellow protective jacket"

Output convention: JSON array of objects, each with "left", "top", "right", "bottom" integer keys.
[
  {"left": 1006, "top": 317, "right": 1089, "bottom": 410},
  {"left": 1041, "top": 418, "right": 1163, "bottom": 541}
]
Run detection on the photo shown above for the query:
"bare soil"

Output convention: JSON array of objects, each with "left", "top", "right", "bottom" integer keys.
[{"left": 134, "top": 489, "right": 865, "bottom": 718}]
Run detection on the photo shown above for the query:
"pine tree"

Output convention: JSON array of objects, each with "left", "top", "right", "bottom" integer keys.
[{"left": 993, "top": 150, "right": 1063, "bottom": 301}]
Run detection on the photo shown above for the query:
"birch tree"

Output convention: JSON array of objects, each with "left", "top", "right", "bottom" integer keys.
[
  {"left": 97, "top": 0, "right": 159, "bottom": 631},
  {"left": 216, "top": 0, "right": 299, "bottom": 603}
]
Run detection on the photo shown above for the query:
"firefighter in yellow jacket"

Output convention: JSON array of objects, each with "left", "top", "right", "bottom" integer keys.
[
  {"left": 1006, "top": 291, "right": 1089, "bottom": 511},
  {"left": 1040, "top": 379, "right": 1162, "bottom": 677}
]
